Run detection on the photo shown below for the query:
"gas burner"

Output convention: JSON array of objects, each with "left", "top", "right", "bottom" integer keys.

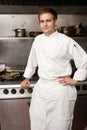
[{"left": 0, "top": 83, "right": 35, "bottom": 99}]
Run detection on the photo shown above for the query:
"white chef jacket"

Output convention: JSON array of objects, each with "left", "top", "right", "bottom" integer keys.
[
  {"left": 24, "top": 31, "right": 87, "bottom": 81},
  {"left": 24, "top": 31, "right": 87, "bottom": 130}
]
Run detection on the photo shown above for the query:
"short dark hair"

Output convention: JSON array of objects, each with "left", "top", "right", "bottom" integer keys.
[{"left": 38, "top": 7, "right": 57, "bottom": 20}]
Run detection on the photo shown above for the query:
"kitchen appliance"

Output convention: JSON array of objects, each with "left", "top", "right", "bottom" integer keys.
[
  {"left": 0, "top": 82, "right": 36, "bottom": 130},
  {"left": 71, "top": 60, "right": 87, "bottom": 130},
  {"left": 0, "top": 71, "right": 37, "bottom": 130},
  {"left": 0, "top": 36, "right": 87, "bottom": 130},
  {"left": 72, "top": 93, "right": 87, "bottom": 130},
  {"left": 59, "top": 24, "right": 87, "bottom": 37},
  {"left": 0, "top": 83, "right": 35, "bottom": 99},
  {"left": 13, "top": 28, "right": 26, "bottom": 37},
  {"left": 0, "top": 37, "right": 36, "bottom": 130}
]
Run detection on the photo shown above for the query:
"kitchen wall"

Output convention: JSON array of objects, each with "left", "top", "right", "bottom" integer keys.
[
  {"left": 0, "top": 14, "right": 87, "bottom": 36},
  {"left": 0, "top": 14, "right": 87, "bottom": 65}
]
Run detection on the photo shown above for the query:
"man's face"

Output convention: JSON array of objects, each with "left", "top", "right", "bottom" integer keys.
[{"left": 39, "top": 13, "right": 57, "bottom": 36}]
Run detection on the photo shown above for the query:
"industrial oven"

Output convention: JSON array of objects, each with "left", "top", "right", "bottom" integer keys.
[
  {"left": 0, "top": 37, "right": 87, "bottom": 130},
  {"left": 0, "top": 37, "right": 37, "bottom": 130}
]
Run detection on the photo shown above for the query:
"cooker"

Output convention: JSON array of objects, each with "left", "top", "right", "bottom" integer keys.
[
  {"left": 0, "top": 64, "right": 37, "bottom": 130},
  {"left": 0, "top": 36, "right": 87, "bottom": 130}
]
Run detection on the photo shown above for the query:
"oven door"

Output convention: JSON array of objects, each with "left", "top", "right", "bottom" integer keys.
[
  {"left": 0, "top": 98, "right": 31, "bottom": 130},
  {"left": 72, "top": 94, "right": 87, "bottom": 130}
]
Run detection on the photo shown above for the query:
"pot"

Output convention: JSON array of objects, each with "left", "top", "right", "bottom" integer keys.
[
  {"left": 13, "top": 29, "right": 26, "bottom": 37},
  {"left": 29, "top": 31, "right": 42, "bottom": 37},
  {"left": 67, "top": 26, "right": 76, "bottom": 36},
  {"left": 60, "top": 26, "right": 68, "bottom": 35}
]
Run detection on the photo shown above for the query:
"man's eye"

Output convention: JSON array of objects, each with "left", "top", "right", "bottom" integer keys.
[
  {"left": 47, "top": 19, "right": 51, "bottom": 22},
  {"left": 40, "top": 20, "right": 44, "bottom": 23},
  {"left": 40, "top": 19, "right": 52, "bottom": 23}
]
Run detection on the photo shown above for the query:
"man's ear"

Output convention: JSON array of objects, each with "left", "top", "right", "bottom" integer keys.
[{"left": 55, "top": 19, "right": 58, "bottom": 29}]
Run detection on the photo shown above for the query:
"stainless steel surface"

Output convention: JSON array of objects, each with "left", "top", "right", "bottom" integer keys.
[
  {"left": 0, "top": 39, "right": 33, "bottom": 65},
  {"left": 0, "top": 98, "right": 30, "bottom": 130},
  {"left": 0, "top": 83, "right": 36, "bottom": 99},
  {"left": 0, "top": 14, "right": 87, "bottom": 36},
  {"left": 13, "top": 28, "right": 26, "bottom": 37},
  {"left": 0, "top": 37, "right": 87, "bottom": 65},
  {"left": 0, "top": 80, "right": 87, "bottom": 100}
]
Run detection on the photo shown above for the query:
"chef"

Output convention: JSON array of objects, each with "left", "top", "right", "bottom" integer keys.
[{"left": 21, "top": 7, "right": 87, "bottom": 130}]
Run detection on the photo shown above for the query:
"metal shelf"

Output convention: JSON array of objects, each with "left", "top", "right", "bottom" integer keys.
[
  {"left": 0, "top": 36, "right": 87, "bottom": 39},
  {"left": 0, "top": 37, "right": 34, "bottom": 40}
]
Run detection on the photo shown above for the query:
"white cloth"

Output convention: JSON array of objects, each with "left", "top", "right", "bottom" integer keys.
[
  {"left": 24, "top": 31, "right": 87, "bottom": 81},
  {"left": 23, "top": 31, "right": 87, "bottom": 130},
  {"left": 29, "top": 80, "right": 77, "bottom": 130}
]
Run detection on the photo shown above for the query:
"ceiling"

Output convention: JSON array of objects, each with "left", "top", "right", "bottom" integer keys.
[{"left": 0, "top": 0, "right": 87, "bottom": 6}]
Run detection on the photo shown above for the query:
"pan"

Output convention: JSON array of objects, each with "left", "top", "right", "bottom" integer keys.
[{"left": 0, "top": 71, "right": 21, "bottom": 81}]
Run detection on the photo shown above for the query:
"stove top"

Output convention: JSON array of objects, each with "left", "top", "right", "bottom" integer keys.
[{"left": 0, "top": 66, "right": 38, "bottom": 100}]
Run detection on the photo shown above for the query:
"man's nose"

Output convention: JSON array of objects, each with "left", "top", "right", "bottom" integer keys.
[{"left": 44, "top": 21, "right": 47, "bottom": 26}]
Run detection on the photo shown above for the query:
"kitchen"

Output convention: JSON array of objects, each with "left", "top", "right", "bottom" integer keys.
[{"left": 0, "top": 1, "right": 87, "bottom": 130}]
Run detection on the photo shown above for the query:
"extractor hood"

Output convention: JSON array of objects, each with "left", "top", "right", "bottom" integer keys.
[
  {"left": 0, "top": 0, "right": 87, "bottom": 6},
  {"left": 0, "top": 0, "right": 87, "bottom": 14}
]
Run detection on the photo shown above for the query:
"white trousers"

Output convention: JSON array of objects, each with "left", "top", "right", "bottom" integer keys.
[{"left": 29, "top": 80, "right": 77, "bottom": 130}]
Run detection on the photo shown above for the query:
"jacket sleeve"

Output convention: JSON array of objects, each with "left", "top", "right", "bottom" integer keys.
[
  {"left": 23, "top": 41, "right": 37, "bottom": 79},
  {"left": 69, "top": 40, "right": 87, "bottom": 81}
]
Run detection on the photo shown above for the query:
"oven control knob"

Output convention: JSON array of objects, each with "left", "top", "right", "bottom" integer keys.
[
  {"left": 3, "top": 89, "right": 9, "bottom": 94},
  {"left": 76, "top": 85, "right": 80, "bottom": 91},
  {"left": 11, "top": 89, "right": 16, "bottom": 94},
  {"left": 20, "top": 88, "right": 25, "bottom": 94},
  {"left": 28, "top": 87, "right": 33, "bottom": 93},
  {"left": 82, "top": 85, "right": 87, "bottom": 90}
]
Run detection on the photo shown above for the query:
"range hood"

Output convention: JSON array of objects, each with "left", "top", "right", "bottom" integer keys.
[
  {"left": 0, "top": 0, "right": 87, "bottom": 6},
  {"left": 0, "top": 5, "right": 87, "bottom": 14},
  {"left": 0, "top": 0, "right": 87, "bottom": 14}
]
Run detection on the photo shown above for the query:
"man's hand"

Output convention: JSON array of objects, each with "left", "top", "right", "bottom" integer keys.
[
  {"left": 58, "top": 76, "right": 78, "bottom": 86},
  {"left": 21, "top": 78, "right": 30, "bottom": 88}
]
